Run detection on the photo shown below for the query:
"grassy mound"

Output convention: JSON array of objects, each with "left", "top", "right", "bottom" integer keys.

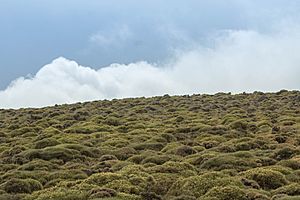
[{"left": 0, "top": 90, "right": 299, "bottom": 199}]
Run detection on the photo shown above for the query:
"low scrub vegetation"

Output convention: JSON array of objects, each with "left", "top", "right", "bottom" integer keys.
[{"left": 0, "top": 90, "right": 299, "bottom": 199}]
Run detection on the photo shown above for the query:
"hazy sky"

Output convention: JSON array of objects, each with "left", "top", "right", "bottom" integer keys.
[{"left": 0, "top": 0, "right": 300, "bottom": 108}]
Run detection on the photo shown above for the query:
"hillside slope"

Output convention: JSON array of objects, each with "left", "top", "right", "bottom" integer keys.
[{"left": 0, "top": 90, "right": 299, "bottom": 200}]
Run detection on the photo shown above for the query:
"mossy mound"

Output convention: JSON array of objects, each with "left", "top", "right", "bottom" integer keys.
[{"left": 0, "top": 91, "right": 299, "bottom": 199}]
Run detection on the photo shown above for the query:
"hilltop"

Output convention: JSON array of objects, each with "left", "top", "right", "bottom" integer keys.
[{"left": 0, "top": 90, "right": 299, "bottom": 200}]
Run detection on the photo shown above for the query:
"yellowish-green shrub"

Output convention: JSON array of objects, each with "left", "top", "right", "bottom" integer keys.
[
  {"left": 242, "top": 168, "right": 288, "bottom": 190},
  {"left": 166, "top": 172, "right": 243, "bottom": 198},
  {"left": 202, "top": 186, "right": 248, "bottom": 200}
]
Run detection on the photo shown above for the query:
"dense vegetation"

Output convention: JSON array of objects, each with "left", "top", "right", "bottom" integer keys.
[{"left": 0, "top": 90, "right": 299, "bottom": 200}]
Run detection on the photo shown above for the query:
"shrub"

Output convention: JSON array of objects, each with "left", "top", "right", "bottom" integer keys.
[
  {"left": 112, "top": 147, "right": 137, "bottom": 160},
  {"left": 1, "top": 146, "right": 27, "bottom": 157},
  {"left": 84, "top": 172, "right": 123, "bottom": 186},
  {"left": 275, "top": 135, "right": 288, "bottom": 143},
  {"left": 133, "top": 143, "right": 165, "bottom": 151},
  {"left": 279, "top": 157, "right": 300, "bottom": 170},
  {"left": 65, "top": 123, "right": 108, "bottom": 134},
  {"left": 274, "top": 147, "right": 297, "bottom": 160},
  {"left": 105, "top": 180, "right": 141, "bottom": 194},
  {"left": 0, "top": 132, "right": 6, "bottom": 137},
  {"left": 34, "top": 138, "right": 60, "bottom": 149},
  {"left": 47, "top": 169, "right": 88, "bottom": 181},
  {"left": 151, "top": 173, "right": 180, "bottom": 196},
  {"left": 202, "top": 186, "right": 248, "bottom": 200},
  {"left": 174, "top": 145, "right": 197, "bottom": 157},
  {"left": 149, "top": 161, "right": 197, "bottom": 176},
  {"left": 167, "top": 172, "right": 243, "bottom": 198},
  {"left": 118, "top": 165, "right": 147, "bottom": 177},
  {"left": 26, "top": 179, "right": 43, "bottom": 192},
  {"left": 26, "top": 188, "right": 88, "bottom": 200},
  {"left": 286, "top": 170, "right": 300, "bottom": 183},
  {"left": 4, "top": 178, "right": 31, "bottom": 194},
  {"left": 10, "top": 126, "right": 40, "bottom": 137},
  {"left": 200, "top": 154, "right": 258, "bottom": 171},
  {"left": 245, "top": 189, "right": 270, "bottom": 200},
  {"left": 242, "top": 168, "right": 288, "bottom": 190},
  {"left": 104, "top": 117, "right": 122, "bottom": 126},
  {"left": 273, "top": 183, "right": 300, "bottom": 196},
  {"left": 141, "top": 155, "right": 171, "bottom": 165},
  {"left": 20, "top": 146, "right": 80, "bottom": 162},
  {"left": 160, "top": 133, "right": 176, "bottom": 142},
  {"left": 272, "top": 195, "right": 300, "bottom": 200},
  {"left": 100, "top": 155, "right": 118, "bottom": 162},
  {"left": 170, "top": 195, "right": 196, "bottom": 200},
  {"left": 88, "top": 187, "right": 117, "bottom": 199},
  {"left": 1, "top": 170, "right": 49, "bottom": 185},
  {"left": 261, "top": 165, "right": 292, "bottom": 176},
  {"left": 234, "top": 140, "right": 260, "bottom": 151},
  {"left": 4, "top": 178, "right": 42, "bottom": 194},
  {"left": 127, "top": 155, "right": 145, "bottom": 164},
  {"left": 229, "top": 120, "right": 248, "bottom": 131},
  {"left": 18, "top": 159, "right": 58, "bottom": 171},
  {"left": 58, "top": 144, "right": 97, "bottom": 157},
  {"left": 241, "top": 178, "right": 260, "bottom": 189},
  {"left": 0, "top": 193, "right": 27, "bottom": 200}
]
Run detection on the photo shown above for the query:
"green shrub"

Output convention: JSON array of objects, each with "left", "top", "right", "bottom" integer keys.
[
  {"left": 170, "top": 195, "right": 196, "bottom": 200},
  {"left": 1, "top": 170, "right": 49, "bottom": 185},
  {"left": 244, "top": 189, "right": 270, "bottom": 200},
  {"left": 133, "top": 143, "right": 165, "bottom": 151},
  {"left": 4, "top": 178, "right": 42, "bottom": 194},
  {"left": 4, "top": 178, "right": 31, "bottom": 194},
  {"left": 174, "top": 145, "right": 197, "bottom": 157},
  {"left": 242, "top": 168, "right": 288, "bottom": 190},
  {"left": 18, "top": 159, "right": 58, "bottom": 171},
  {"left": 160, "top": 133, "right": 176, "bottom": 142},
  {"left": 274, "top": 146, "right": 298, "bottom": 160},
  {"left": 65, "top": 123, "right": 107, "bottom": 134},
  {"left": 273, "top": 195, "right": 300, "bottom": 200},
  {"left": 202, "top": 186, "right": 248, "bottom": 200},
  {"left": 84, "top": 172, "right": 123, "bottom": 186},
  {"left": 149, "top": 161, "right": 197, "bottom": 176},
  {"left": 286, "top": 170, "right": 300, "bottom": 183},
  {"left": 141, "top": 155, "right": 171, "bottom": 165},
  {"left": 88, "top": 187, "right": 117, "bottom": 199},
  {"left": 100, "top": 155, "right": 118, "bottom": 162},
  {"left": 127, "top": 155, "right": 145, "bottom": 164},
  {"left": 104, "top": 117, "right": 122, "bottom": 126},
  {"left": 200, "top": 153, "right": 258, "bottom": 171},
  {"left": 34, "top": 138, "right": 60, "bottom": 149},
  {"left": 234, "top": 140, "right": 260, "bottom": 151},
  {"left": 151, "top": 173, "right": 180, "bottom": 195},
  {"left": 273, "top": 183, "right": 300, "bottom": 196},
  {"left": 21, "top": 146, "right": 80, "bottom": 162},
  {"left": 167, "top": 172, "right": 243, "bottom": 198},
  {"left": 112, "top": 147, "right": 137, "bottom": 160},
  {"left": 58, "top": 144, "right": 98, "bottom": 157},
  {"left": 279, "top": 158, "right": 300, "bottom": 170},
  {"left": 26, "top": 188, "right": 88, "bottom": 200},
  {"left": 1, "top": 146, "right": 27, "bottom": 157},
  {"left": 47, "top": 169, "right": 88, "bottom": 181},
  {"left": 105, "top": 180, "right": 140, "bottom": 194},
  {"left": 10, "top": 126, "right": 41, "bottom": 137},
  {"left": 229, "top": 120, "right": 248, "bottom": 131},
  {"left": 0, "top": 193, "right": 27, "bottom": 200}
]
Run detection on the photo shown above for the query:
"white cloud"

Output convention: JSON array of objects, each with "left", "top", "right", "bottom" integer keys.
[{"left": 1, "top": 26, "right": 300, "bottom": 108}]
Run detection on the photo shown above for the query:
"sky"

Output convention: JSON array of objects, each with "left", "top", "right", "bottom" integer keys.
[{"left": 0, "top": 0, "right": 300, "bottom": 108}]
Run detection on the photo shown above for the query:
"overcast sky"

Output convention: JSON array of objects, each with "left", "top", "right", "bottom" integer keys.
[{"left": 0, "top": 0, "right": 300, "bottom": 108}]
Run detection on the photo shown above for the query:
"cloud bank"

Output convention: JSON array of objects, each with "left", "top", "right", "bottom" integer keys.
[{"left": 1, "top": 27, "right": 300, "bottom": 108}]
